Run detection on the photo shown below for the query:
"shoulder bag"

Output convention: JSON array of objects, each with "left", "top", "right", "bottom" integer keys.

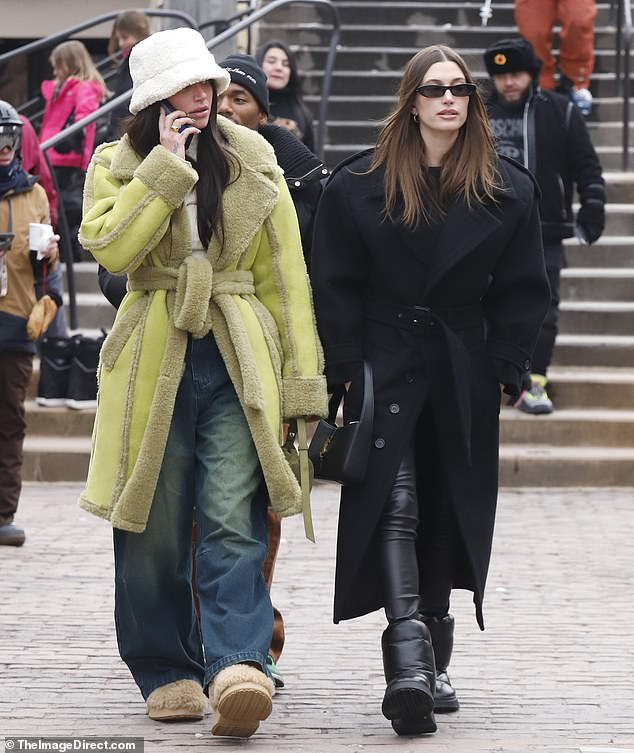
[{"left": 308, "top": 361, "right": 374, "bottom": 486}]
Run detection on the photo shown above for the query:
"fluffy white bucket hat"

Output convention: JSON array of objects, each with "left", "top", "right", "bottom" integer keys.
[{"left": 129, "top": 27, "right": 231, "bottom": 114}]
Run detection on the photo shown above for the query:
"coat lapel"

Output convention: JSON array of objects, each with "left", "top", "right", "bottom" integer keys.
[
  {"left": 422, "top": 195, "right": 505, "bottom": 297},
  {"left": 108, "top": 122, "right": 282, "bottom": 271},
  {"left": 214, "top": 116, "right": 281, "bottom": 268}
]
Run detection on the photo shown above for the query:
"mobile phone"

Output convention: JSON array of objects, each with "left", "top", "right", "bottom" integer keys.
[{"left": 161, "top": 100, "right": 189, "bottom": 133}]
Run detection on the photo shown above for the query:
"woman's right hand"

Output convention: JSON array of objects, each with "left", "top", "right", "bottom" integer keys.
[{"left": 159, "top": 107, "right": 200, "bottom": 159}]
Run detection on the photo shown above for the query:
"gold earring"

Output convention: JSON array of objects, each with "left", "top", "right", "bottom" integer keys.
[{"left": 412, "top": 112, "right": 419, "bottom": 123}]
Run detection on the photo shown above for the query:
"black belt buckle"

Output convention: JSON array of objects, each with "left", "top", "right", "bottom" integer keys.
[{"left": 411, "top": 305, "right": 434, "bottom": 332}]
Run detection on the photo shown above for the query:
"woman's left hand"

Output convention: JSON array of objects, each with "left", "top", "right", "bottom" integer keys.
[{"left": 159, "top": 107, "right": 200, "bottom": 159}]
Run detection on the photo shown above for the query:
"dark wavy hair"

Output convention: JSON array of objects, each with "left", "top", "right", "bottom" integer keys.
[
  {"left": 125, "top": 86, "right": 239, "bottom": 248},
  {"left": 255, "top": 40, "right": 313, "bottom": 125}
]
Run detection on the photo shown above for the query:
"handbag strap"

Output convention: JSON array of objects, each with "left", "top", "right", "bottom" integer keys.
[
  {"left": 296, "top": 417, "right": 315, "bottom": 543},
  {"left": 327, "top": 361, "right": 373, "bottom": 425}
]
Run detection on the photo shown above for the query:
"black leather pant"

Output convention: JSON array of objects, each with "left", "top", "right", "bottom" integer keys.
[{"left": 378, "top": 441, "right": 454, "bottom": 623}]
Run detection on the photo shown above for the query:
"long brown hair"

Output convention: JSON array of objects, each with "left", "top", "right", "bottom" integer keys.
[
  {"left": 126, "top": 87, "right": 239, "bottom": 249},
  {"left": 370, "top": 45, "right": 500, "bottom": 228},
  {"left": 50, "top": 40, "right": 109, "bottom": 98},
  {"left": 107, "top": 10, "right": 151, "bottom": 56}
]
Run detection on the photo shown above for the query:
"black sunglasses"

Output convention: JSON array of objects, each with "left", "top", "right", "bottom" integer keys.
[{"left": 414, "top": 83, "right": 477, "bottom": 98}]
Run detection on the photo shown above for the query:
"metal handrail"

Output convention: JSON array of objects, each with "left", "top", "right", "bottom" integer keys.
[
  {"left": 0, "top": 9, "right": 198, "bottom": 68},
  {"left": 35, "top": 0, "right": 339, "bottom": 329},
  {"left": 199, "top": 0, "right": 258, "bottom": 50},
  {"left": 206, "top": 0, "right": 341, "bottom": 157},
  {"left": 619, "top": 0, "right": 632, "bottom": 170},
  {"left": 41, "top": 0, "right": 339, "bottom": 161}
]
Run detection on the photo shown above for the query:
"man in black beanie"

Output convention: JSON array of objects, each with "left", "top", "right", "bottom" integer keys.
[
  {"left": 217, "top": 52, "right": 328, "bottom": 690},
  {"left": 483, "top": 38, "right": 605, "bottom": 415},
  {"left": 218, "top": 53, "right": 328, "bottom": 268}
]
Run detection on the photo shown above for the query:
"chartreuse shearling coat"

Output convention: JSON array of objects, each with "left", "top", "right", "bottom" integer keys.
[{"left": 78, "top": 115, "right": 328, "bottom": 533}]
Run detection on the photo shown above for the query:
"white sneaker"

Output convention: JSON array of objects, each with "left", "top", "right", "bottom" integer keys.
[{"left": 571, "top": 87, "right": 592, "bottom": 116}]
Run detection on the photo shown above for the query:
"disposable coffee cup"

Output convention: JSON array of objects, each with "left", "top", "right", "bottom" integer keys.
[{"left": 29, "top": 223, "right": 54, "bottom": 259}]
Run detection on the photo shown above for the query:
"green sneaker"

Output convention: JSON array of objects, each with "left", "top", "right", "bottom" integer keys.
[
  {"left": 516, "top": 375, "right": 553, "bottom": 415},
  {"left": 266, "top": 654, "right": 285, "bottom": 688}
]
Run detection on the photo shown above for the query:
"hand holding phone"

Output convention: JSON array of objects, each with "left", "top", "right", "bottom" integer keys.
[{"left": 161, "top": 100, "right": 190, "bottom": 134}]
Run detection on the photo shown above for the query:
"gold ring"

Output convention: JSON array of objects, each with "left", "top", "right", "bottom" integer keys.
[{"left": 170, "top": 123, "right": 180, "bottom": 133}]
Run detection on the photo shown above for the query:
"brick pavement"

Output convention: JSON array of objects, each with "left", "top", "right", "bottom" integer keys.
[{"left": 2, "top": 482, "right": 634, "bottom": 753}]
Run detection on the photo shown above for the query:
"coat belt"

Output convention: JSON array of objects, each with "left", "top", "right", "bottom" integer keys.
[
  {"left": 364, "top": 297, "right": 484, "bottom": 465},
  {"left": 129, "top": 259, "right": 264, "bottom": 410}
]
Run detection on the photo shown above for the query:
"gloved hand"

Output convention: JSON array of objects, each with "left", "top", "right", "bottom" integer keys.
[{"left": 576, "top": 201, "right": 605, "bottom": 244}]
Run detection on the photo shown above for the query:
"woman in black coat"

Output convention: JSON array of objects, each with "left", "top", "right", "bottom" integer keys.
[{"left": 311, "top": 45, "right": 550, "bottom": 737}]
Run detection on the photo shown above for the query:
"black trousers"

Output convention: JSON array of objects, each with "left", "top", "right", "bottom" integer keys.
[
  {"left": 378, "top": 438, "right": 456, "bottom": 623},
  {"left": 0, "top": 351, "right": 33, "bottom": 524},
  {"left": 531, "top": 242, "right": 564, "bottom": 377}
]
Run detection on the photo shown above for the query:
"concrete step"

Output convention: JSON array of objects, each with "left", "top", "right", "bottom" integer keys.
[
  {"left": 21, "top": 435, "right": 91, "bottom": 482},
  {"left": 604, "top": 172, "right": 634, "bottom": 203},
  {"left": 552, "top": 334, "right": 634, "bottom": 368},
  {"left": 547, "top": 366, "right": 634, "bottom": 409},
  {"left": 323, "top": 119, "right": 634, "bottom": 158},
  {"left": 270, "top": 1, "right": 615, "bottom": 28},
  {"left": 499, "top": 444, "right": 634, "bottom": 485},
  {"left": 25, "top": 401, "right": 95, "bottom": 436},
  {"left": 62, "top": 292, "right": 116, "bottom": 330},
  {"left": 560, "top": 268, "right": 634, "bottom": 301},
  {"left": 559, "top": 301, "right": 634, "bottom": 334},
  {"left": 62, "top": 262, "right": 101, "bottom": 294},
  {"left": 499, "top": 407, "right": 634, "bottom": 446},
  {"left": 323, "top": 143, "right": 634, "bottom": 172},
  {"left": 309, "top": 95, "right": 634, "bottom": 125},
  {"left": 20, "top": 436, "right": 634, "bottom": 485},
  {"left": 302, "top": 46, "right": 619, "bottom": 83},
  {"left": 564, "top": 236, "right": 634, "bottom": 268},
  {"left": 304, "top": 68, "right": 622, "bottom": 98}
]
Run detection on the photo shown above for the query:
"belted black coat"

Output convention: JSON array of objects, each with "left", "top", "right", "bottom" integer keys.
[{"left": 311, "top": 151, "right": 550, "bottom": 628}]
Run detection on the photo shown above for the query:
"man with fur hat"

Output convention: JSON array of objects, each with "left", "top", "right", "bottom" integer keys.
[{"left": 483, "top": 37, "right": 605, "bottom": 414}]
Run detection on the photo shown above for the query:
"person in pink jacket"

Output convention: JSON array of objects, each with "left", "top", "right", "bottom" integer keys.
[{"left": 39, "top": 40, "right": 107, "bottom": 260}]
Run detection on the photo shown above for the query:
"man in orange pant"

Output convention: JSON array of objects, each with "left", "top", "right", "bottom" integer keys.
[{"left": 515, "top": 0, "right": 597, "bottom": 115}]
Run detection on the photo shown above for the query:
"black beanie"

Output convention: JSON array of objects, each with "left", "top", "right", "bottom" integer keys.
[
  {"left": 219, "top": 53, "right": 270, "bottom": 115},
  {"left": 484, "top": 38, "right": 542, "bottom": 78}
]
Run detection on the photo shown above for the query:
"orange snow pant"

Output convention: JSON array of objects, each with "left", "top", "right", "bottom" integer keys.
[{"left": 515, "top": 0, "right": 597, "bottom": 89}]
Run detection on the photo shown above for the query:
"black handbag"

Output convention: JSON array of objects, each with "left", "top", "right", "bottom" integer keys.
[{"left": 308, "top": 361, "right": 374, "bottom": 485}]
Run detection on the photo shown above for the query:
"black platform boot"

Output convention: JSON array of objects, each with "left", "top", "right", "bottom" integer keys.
[
  {"left": 381, "top": 618, "right": 437, "bottom": 735},
  {"left": 421, "top": 613, "right": 459, "bottom": 713}
]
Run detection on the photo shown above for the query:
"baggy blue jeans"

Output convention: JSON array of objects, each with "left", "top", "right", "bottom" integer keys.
[{"left": 113, "top": 333, "right": 272, "bottom": 699}]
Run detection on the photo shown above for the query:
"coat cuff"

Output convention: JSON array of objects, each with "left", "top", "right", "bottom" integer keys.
[
  {"left": 282, "top": 375, "right": 329, "bottom": 420},
  {"left": 134, "top": 145, "right": 198, "bottom": 209},
  {"left": 487, "top": 338, "right": 533, "bottom": 396}
]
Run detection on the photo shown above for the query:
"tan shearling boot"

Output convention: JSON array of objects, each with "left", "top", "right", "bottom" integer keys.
[
  {"left": 210, "top": 663, "right": 275, "bottom": 737},
  {"left": 146, "top": 678, "right": 208, "bottom": 721}
]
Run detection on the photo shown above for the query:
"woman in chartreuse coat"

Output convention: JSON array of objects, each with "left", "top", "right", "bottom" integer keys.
[{"left": 78, "top": 28, "right": 327, "bottom": 739}]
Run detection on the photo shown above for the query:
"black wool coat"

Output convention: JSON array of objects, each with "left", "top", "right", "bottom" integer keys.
[{"left": 311, "top": 152, "right": 550, "bottom": 628}]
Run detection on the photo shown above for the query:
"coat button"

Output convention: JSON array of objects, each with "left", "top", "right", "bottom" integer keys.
[
  {"left": 374, "top": 437, "right": 386, "bottom": 449},
  {"left": 405, "top": 372, "right": 415, "bottom": 383},
  {"left": 389, "top": 403, "right": 400, "bottom": 414},
  {"left": 524, "top": 359, "right": 531, "bottom": 370}
]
